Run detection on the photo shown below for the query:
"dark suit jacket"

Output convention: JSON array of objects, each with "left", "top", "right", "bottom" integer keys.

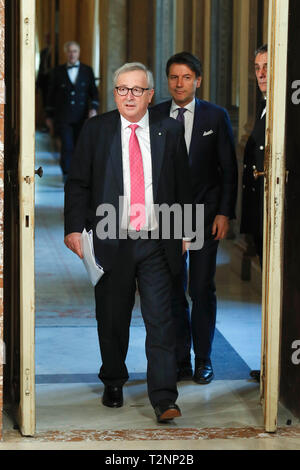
[
  {"left": 240, "top": 110, "right": 266, "bottom": 240},
  {"left": 46, "top": 63, "right": 99, "bottom": 124},
  {"left": 36, "top": 47, "right": 51, "bottom": 90},
  {"left": 64, "top": 109, "right": 193, "bottom": 276},
  {"left": 152, "top": 98, "right": 238, "bottom": 238}
]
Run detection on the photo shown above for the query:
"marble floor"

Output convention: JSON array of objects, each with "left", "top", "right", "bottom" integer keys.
[{"left": 2, "top": 132, "right": 299, "bottom": 450}]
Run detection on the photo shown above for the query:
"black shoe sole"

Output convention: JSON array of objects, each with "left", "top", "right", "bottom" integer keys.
[
  {"left": 193, "top": 374, "right": 214, "bottom": 385},
  {"left": 102, "top": 399, "right": 123, "bottom": 408},
  {"left": 157, "top": 408, "right": 182, "bottom": 423}
]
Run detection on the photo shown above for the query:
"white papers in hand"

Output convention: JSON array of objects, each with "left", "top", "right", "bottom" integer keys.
[{"left": 80, "top": 229, "right": 104, "bottom": 286}]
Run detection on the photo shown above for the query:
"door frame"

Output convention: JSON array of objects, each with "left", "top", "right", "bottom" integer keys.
[
  {"left": 14, "top": 0, "right": 291, "bottom": 437},
  {"left": 18, "top": 0, "right": 36, "bottom": 436},
  {"left": 260, "top": 0, "right": 289, "bottom": 433}
]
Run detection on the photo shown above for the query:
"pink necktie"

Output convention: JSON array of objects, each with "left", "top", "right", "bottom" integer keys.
[{"left": 129, "top": 124, "right": 146, "bottom": 231}]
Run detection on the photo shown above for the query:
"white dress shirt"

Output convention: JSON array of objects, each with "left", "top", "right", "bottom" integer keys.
[
  {"left": 170, "top": 98, "right": 195, "bottom": 153},
  {"left": 120, "top": 111, "right": 158, "bottom": 232},
  {"left": 260, "top": 96, "right": 267, "bottom": 119},
  {"left": 67, "top": 61, "right": 80, "bottom": 84}
]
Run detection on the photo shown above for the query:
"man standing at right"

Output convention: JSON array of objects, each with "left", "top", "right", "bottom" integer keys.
[
  {"left": 153, "top": 52, "right": 238, "bottom": 384},
  {"left": 241, "top": 44, "right": 268, "bottom": 266}
]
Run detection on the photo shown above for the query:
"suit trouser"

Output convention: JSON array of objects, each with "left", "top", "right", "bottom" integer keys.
[
  {"left": 94, "top": 237, "right": 178, "bottom": 407},
  {"left": 56, "top": 120, "right": 84, "bottom": 176},
  {"left": 254, "top": 235, "right": 263, "bottom": 267},
  {"left": 172, "top": 238, "right": 219, "bottom": 365}
]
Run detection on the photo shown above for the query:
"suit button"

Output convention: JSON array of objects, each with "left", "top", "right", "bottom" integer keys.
[
  {"left": 71, "top": 91, "right": 75, "bottom": 96},
  {"left": 252, "top": 187, "right": 255, "bottom": 192},
  {"left": 244, "top": 164, "right": 247, "bottom": 169},
  {"left": 71, "top": 101, "right": 75, "bottom": 105},
  {"left": 243, "top": 185, "right": 246, "bottom": 189},
  {"left": 260, "top": 146, "right": 264, "bottom": 150}
]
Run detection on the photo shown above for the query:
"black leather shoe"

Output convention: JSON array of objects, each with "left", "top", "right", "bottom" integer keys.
[
  {"left": 102, "top": 386, "right": 123, "bottom": 408},
  {"left": 250, "top": 370, "right": 260, "bottom": 382},
  {"left": 193, "top": 359, "right": 214, "bottom": 384},
  {"left": 177, "top": 364, "right": 193, "bottom": 382},
  {"left": 154, "top": 400, "right": 182, "bottom": 423}
]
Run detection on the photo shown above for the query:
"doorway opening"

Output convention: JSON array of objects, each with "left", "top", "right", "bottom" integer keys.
[{"left": 3, "top": 0, "right": 296, "bottom": 439}]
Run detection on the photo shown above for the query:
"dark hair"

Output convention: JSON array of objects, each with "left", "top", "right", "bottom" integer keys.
[
  {"left": 166, "top": 51, "right": 203, "bottom": 78},
  {"left": 255, "top": 44, "right": 268, "bottom": 58}
]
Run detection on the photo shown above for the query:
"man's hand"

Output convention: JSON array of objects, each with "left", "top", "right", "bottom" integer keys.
[
  {"left": 182, "top": 240, "right": 191, "bottom": 254},
  {"left": 88, "top": 109, "right": 97, "bottom": 119},
  {"left": 212, "top": 215, "right": 229, "bottom": 240},
  {"left": 64, "top": 232, "right": 83, "bottom": 259}
]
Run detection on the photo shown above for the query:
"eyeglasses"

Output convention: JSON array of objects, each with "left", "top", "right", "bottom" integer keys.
[{"left": 115, "top": 86, "right": 150, "bottom": 97}]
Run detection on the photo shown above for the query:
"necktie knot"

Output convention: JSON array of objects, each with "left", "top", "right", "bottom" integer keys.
[
  {"left": 129, "top": 124, "right": 139, "bottom": 133},
  {"left": 176, "top": 108, "right": 187, "bottom": 122}
]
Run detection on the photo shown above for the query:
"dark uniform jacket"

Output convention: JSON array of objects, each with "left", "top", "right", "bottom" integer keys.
[
  {"left": 152, "top": 98, "right": 238, "bottom": 239},
  {"left": 240, "top": 102, "right": 266, "bottom": 240},
  {"left": 46, "top": 63, "right": 99, "bottom": 124}
]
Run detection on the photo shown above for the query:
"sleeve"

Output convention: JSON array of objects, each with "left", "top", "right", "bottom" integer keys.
[
  {"left": 88, "top": 67, "right": 99, "bottom": 112},
  {"left": 64, "top": 119, "right": 95, "bottom": 236},
  {"left": 45, "top": 68, "right": 56, "bottom": 118},
  {"left": 216, "top": 109, "right": 238, "bottom": 219}
]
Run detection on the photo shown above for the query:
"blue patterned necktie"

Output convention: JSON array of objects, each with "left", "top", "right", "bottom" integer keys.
[{"left": 176, "top": 107, "right": 187, "bottom": 124}]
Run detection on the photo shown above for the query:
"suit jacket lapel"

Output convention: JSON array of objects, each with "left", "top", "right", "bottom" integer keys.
[
  {"left": 109, "top": 115, "right": 124, "bottom": 194},
  {"left": 74, "top": 64, "right": 83, "bottom": 88},
  {"left": 189, "top": 98, "right": 205, "bottom": 158},
  {"left": 64, "top": 65, "right": 73, "bottom": 86},
  {"left": 149, "top": 113, "right": 166, "bottom": 200},
  {"left": 107, "top": 111, "right": 166, "bottom": 199}
]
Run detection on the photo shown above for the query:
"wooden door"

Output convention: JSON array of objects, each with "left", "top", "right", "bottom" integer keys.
[
  {"left": 18, "top": 0, "right": 36, "bottom": 436},
  {"left": 260, "top": 0, "right": 289, "bottom": 433},
  {"left": 279, "top": 0, "right": 300, "bottom": 420}
]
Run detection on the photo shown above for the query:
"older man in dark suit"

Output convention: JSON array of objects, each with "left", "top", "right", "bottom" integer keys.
[
  {"left": 46, "top": 41, "right": 99, "bottom": 181},
  {"left": 64, "top": 62, "right": 192, "bottom": 423},
  {"left": 152, "top": 52, "right": 238, "bottom": 385}
]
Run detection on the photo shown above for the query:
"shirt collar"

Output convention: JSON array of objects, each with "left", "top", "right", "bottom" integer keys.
[
  {"left": 170, "top": 98, "right": 195, "bottom": 114},
  {"left": 67, "top": 61, "right": 80, "bottom": 68},
  {"left": 120, "top": 110, "right": 149, "bottom": 130}
]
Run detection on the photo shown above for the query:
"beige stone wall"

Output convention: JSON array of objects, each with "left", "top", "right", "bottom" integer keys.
[
  {"left": 0, "top": 0, "right": 4, "bottom": 442},
  {"left": 99, "top": 0, "right": 127, "bottom": 113}
]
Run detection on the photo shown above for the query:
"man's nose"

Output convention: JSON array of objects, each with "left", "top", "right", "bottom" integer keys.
[
  {"left": 176, "top": 77, "right": 183, "bottom": 87},
  {"left": 127, "top": 90, "right": 134, "bottom": 99},
  {"left": 259, "top": 68, "right": 266, "bottom": 77},
  {"left": 126, "top": 90, "right": 135, "bottom": 99}
]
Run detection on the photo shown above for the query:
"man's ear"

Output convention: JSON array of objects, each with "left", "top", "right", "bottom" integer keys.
[
  {"left": 196, "top": 76, "right": 202, "bottom": 88},
  {"left": 148, "top": 89, "right": 155, "bottom": 104}
]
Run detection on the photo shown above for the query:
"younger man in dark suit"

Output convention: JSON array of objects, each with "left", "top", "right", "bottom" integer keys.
[
  {"left": 46, "top": 41, "right": 99, "bottom": 181},
  {"left": 152, "top": 52, "right": 238, "bottom": 385}
]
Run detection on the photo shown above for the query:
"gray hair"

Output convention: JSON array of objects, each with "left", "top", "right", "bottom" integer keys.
[
  {"left": 114, "top": 62, "right": 154, "bottom": 89},
  {"left": 64, "top": 41, "right": 80, "bottom": 52}
]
